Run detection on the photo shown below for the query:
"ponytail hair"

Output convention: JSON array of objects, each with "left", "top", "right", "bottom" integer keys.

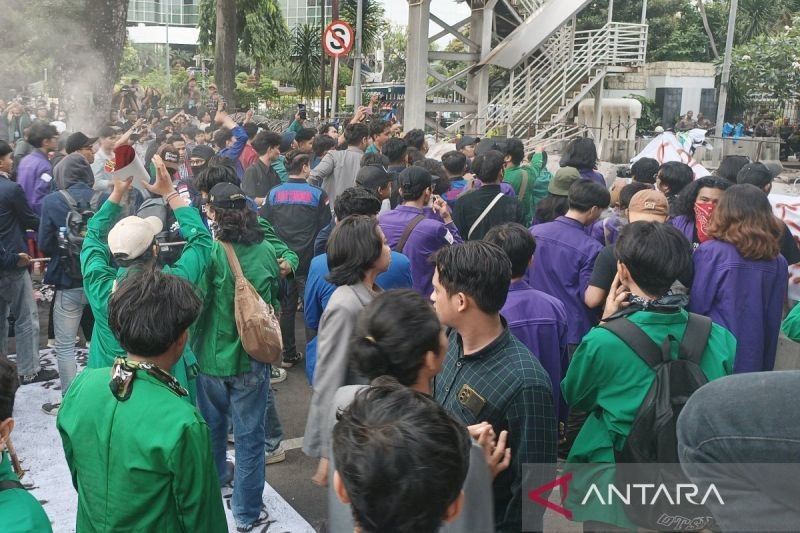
[{"left": 351, "top": 290, "right": 442, "bottom": 386}]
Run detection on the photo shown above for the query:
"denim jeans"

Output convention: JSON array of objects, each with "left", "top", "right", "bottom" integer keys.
[
  {"left": 265, "top": 379, "right": 284, "bottom": 453},
  {"left": 0, "top": 269, "right": 40, "bottom": 377},
  {"left": 678, "top": 372, "right": 800, "bottom": 531},
  {"left": 279, "top": 275, "right": 308, "bottom": 358},
  {"left": 49, "top": 290, "right": 95, "bottom": 341},
  {"left": 197, "top": 360, "right": 268, "bottom": 529},
  {"left": 53, "top": 287, "right": 88, "bottom": 395}
]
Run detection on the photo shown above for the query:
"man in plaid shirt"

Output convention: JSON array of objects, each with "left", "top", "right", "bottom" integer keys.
[{"left": 432, "top": 241, "right": 558, "bottom": 532}]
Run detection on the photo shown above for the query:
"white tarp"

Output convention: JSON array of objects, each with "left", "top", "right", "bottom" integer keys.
[
  {"left": 769, "top": 193, "right": 800, "bottom": 301},
  {"left": 631, "top": 132, "right": 711, "bottom": 179}
]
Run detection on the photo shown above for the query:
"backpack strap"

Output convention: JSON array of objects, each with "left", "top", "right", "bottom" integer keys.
[
  {"left": 678, "top": 313, "right": 712, "bottom": 365},
  {"left": 220, "top": 241, "right": 245, "bottom": 281},
  {"left": 59, "top": 189, "right": 78, "bottom": 211},
  {"left": 600, "top": 317, "right": 665, "bottom": 369},
  {"left": 468, "top": 193, "right": 504, "bottom": 239},
  {"left": 394, "top": 214, "right": 426, "bottom": 254},
  {"left": 0, "top": 479, "right": 24, "bottom": 491}
]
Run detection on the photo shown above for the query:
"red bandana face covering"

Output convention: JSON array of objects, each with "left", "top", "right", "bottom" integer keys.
[{"left": 694, "top": 201, "right": 716, "bottom": 243}]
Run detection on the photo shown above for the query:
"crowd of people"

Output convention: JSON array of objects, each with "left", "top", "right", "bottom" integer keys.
[{"left": 1, "top": 91, "right": 800, "bottom": 533}]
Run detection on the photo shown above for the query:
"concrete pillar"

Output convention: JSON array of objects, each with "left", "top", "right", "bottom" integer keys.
[
  {"left": 405, "top": 0, "right": 431, "bottom": 130},
  {"left": 593, "top": 79, "right": 604, "bottom": 147},
  {"left": 466, "top": 0, "right": 496, "bottom": 135}
]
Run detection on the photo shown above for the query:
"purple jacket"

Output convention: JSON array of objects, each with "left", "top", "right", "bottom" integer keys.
[
  {"left": 502, "top": 279, "right": 569, "bottom": 424},
  {"left": 16, "top": 150, "right": 52, "bottom": 215},
  {"left": 688, "top": 239, "right": 788, "bottom": 373},
  {"left": 529, "top": 216, "right": 603, "bottom": 344},
  {"left": 579, "top": 168, "right": 606, "bottom": 187},
  {"left": 379, "top": 205, "right": 462, "bottom": 297},
  {"left": 669, "top": 215, "right": 696, "bottom": 247}
]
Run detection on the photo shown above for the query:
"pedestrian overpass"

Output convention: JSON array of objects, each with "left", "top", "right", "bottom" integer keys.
[{"left": 404, "top": 0, "right": 649, "bottom": 151}]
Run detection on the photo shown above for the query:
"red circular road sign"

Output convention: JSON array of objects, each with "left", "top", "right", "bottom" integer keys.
[{"left": 323, "top": 20, "right": 355, "bottom": 58}]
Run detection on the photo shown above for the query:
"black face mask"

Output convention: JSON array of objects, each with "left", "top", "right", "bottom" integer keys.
[{"left": 191, "top": 162, "right": 208, "bottom": 175}]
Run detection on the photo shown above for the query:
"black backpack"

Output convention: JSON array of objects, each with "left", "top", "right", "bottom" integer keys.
[
  {"left": 57, "top": 190, "right": 102, "bottom": 280},
  {"left": 601, "top": 312, "right": 715, "bottom": 530},
  {"left": 135, "top": 197, "right": 185, "bottom": 266}
]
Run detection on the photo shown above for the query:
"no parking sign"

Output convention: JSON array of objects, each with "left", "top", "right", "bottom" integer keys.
[{"left": 323, "top": 20, "right": 354, "bottom": 58}]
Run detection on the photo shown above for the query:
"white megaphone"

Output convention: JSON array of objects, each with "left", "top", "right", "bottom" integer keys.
[{"left": 111, "top": 154, "right": 152, "bottom": 196}]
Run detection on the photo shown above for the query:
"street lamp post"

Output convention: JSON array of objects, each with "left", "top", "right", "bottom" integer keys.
[
  {"left": 165, "top": 3, "right": 171, "bottom": 96},
  {"left": 353, "top": 0, "right": 363, "bottom": 109},
  {"left": 715, "top": 0, "right": 738, "bottom": 152}
]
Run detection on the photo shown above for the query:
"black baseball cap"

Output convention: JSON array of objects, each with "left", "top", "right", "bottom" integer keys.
[
  {"left": 475, "top": 137, "right": 507, "bottom": 156},
  {"left": 736, "top": 162, "right": 773, "bottom": 188},
  {"left": 398, "top": 166, "right": 432, "bottom": 190},
  {"left": 65, "top": 132, "right": 98, "bottom": 154},
  {"left": 191, "top": 144, "right": 216, "bottom": 162},
  {"left": 356, "top": 165, "right": 392, "bottom": 190},
  {"left": 209, "top": 182, "right": 247, "bottom": 209},
  {"left": 456, "top": 135, "right": 479, "bottom": 151}
]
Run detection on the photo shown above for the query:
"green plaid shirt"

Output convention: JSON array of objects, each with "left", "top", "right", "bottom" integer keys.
[{"left": 435, "top": 324, "right": 558, "bottom": 532}]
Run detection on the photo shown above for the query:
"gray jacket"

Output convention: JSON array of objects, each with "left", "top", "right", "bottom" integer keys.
[
  {"left": 327, "top": 385, "right": 495, "bottom": 533},
  {"left": 308, "top": 146, "right": 364, "bottom": 205},
  {"left": 302, "top": 283, "right": 378, "bottom": 458}
]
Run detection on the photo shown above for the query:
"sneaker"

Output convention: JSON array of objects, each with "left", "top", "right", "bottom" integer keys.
[
  {"left": 42, "top": 401, "right": 61, "bottom": 416},
  {"left": 236, "top": 504, "right": 269, "bottom": 532},
  {"left": 281, "top": 352, "right": 303, "bottom": 369},
  {"left": 20, "top": 368, "right": 59, "bottom": 385},
  {"left": 266, "top": 443, "right": 286, "bottom": 465},
  {"left": 46, "top": 338, "right": 55, "bottom": 348},
  {"left": 269, "top": 367, "right": 287, "bottom": 384}
]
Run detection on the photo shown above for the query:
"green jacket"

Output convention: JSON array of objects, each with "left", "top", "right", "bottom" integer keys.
[
  {"left": 525, "top": 152, "right": 552, "bottom": 216},
  {"left": 272, "top": 157, "right": 288, "bottom": 183},
  {"left": 0, "top": 452, "right": 51, "bottom": 532},
  {"left": 57, "top": 367, "right": 226, "bottom": 532},
  {"left": 192, "top": 219, "right": 281, "bottom": 377},
  {"left": 80, "top": 200, "right": 212, "bottom": 402},
  {"left": 503, "top": 164, "right": 536, "bottom": 226},
  {"left": 782, "top": 303, "right": 800, "bottom": 340},
  {"left": 561, "top": 309, "right": 736, "bottom": 527}
]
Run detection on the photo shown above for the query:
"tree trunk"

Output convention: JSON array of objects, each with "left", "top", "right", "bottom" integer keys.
[
  {"left": 697, "top": 0, "right": 720, "bottom": 60},
  {"left": 55, "top": 0, "right": 129, "bottom": 131},
  {"left": 216, "top": 0, "right": 238, "bottom": 110}
]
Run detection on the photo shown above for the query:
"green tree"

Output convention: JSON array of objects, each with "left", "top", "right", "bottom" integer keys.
[
  {"left": 731, "top": 19, "right": 800, "bottom": 101},
  {"left": 199, "top": 0, "right": 289, "bottom": 66},
  {"left": 198, "top": 0, "right": 290, "bottom": 107},
  {"left": 577, "top": 0, "right": 718, "bottom": 61},
  {"left": 340, "top": 0, "right": 386, "bottom": 55},
  {"left": 382, "top": 24, "right": 407, "bottom": 82},
  {"left": 291, "top": 24, "right": 323, "bottom": 100}
]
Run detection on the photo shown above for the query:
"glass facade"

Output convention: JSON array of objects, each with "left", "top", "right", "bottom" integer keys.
[
  {"left": 279, "top": 0, "right": 332, "bottom": 30},
  {"left": 128, "top": 0, "right": 199, "bottom": 26}
]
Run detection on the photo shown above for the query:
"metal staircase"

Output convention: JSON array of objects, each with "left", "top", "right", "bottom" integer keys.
[
  {"left": 405, "top": 0, "right": 648, "bottom": 144},
  {"left": 484, "top": 22, "right": 648, "bottom": 149}
]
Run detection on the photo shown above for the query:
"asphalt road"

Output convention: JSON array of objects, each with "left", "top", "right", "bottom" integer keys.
[{"left": 264, "top": 313, "right": 328, "bottom": 531}]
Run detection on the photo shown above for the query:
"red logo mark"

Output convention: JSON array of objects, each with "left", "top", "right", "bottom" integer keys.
[{"left": 528, "top": 472, "right": 573, "bottom": 520}]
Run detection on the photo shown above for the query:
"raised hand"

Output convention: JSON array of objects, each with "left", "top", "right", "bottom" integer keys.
[{"left": 145, "top": 155, "right": 177, "bottom": 198}]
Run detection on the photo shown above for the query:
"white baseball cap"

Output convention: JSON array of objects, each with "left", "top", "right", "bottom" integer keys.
[{"left": 107, "top": 216, "right": 163, "bottom": 260}]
